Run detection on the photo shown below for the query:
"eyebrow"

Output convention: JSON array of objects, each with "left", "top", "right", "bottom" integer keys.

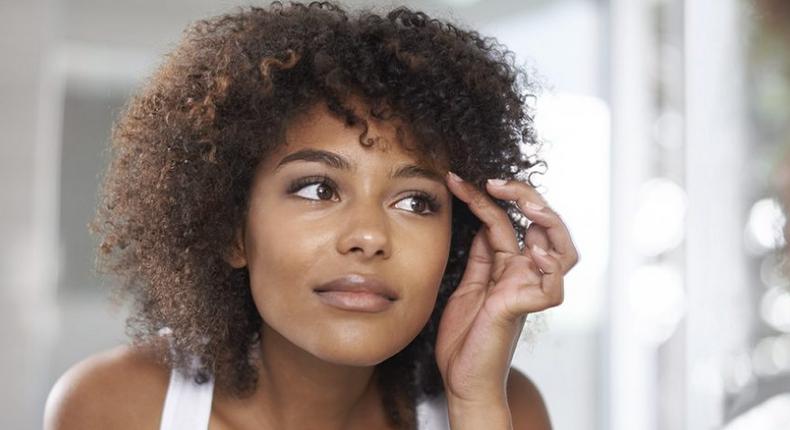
[{"left": 275, "top": 149, "right": 445, "bottom": 185}]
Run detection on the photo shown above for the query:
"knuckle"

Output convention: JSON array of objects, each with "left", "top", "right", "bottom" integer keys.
[
  {"left": 526, "top": 223, "right": 547, "bottom": 233},
  {"left": 564, "top": 251, "right": 580, "bottom": 270},
  {"left": 468, "top": 252, "right": 493, "bottom": 265},
  {"left": 542, "top": 214, "right": 560, "bottom": 227},
  {"left": 508, "top": 253, "right": 530, "bottom": 264},
  {"left": 554, "top": 289, "right": 565, "bottom": 306},
  {"left": 469, "top": 193, "right": 489, "bottom": 211},
  {"left": 551, "top": 282, "right": 565, "bottom": 305}
]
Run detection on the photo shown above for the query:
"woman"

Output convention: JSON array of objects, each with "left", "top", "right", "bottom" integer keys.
[{"left": 44, "top": 2, "right": 578, "bottom": 429}]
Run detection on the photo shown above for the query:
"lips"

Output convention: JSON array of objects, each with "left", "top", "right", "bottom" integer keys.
[{"left": 313, "top": 274, "right": 398, "bottom": 313}]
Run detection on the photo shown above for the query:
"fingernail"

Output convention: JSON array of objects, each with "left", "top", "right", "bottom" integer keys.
[
  {"left": 532, "top": 244, "right": 548, "bottom": 257},
  {"left": 523, "top": 201, "right": 544, "bottom": 211},
  {"left": 447, "top": 171, "right": 463, "bottom": 183},
  {"left": 487, "top": 178, "right": 507, "bottom": 186}
]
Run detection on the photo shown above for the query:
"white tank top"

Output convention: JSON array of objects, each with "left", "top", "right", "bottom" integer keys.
[{"left": 159, "top": 369, "right": 451, "bottom": 429}]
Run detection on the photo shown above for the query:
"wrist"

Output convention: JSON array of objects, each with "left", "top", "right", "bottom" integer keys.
[
  {"left": 445, "top": 393, "right": 512, "bottom": 430},
  {"left": 443, "top": 382, "right": 508, "bottom": 407}
]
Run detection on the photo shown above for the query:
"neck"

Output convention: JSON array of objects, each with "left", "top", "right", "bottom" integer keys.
[{"left": 225, "top": 323, "right": 389, "bottom": 430}]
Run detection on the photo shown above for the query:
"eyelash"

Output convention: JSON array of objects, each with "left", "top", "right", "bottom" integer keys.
[{"left": 286, "top": 175, "right": 441, "bottom": 216}]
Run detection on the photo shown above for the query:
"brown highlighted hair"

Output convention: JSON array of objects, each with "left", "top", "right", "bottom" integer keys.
[{"left": 92, "top": 2, "right": 542, "bottom": 428}]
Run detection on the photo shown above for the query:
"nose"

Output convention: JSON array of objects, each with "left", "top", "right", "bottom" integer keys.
[{"left": 336, "top": 202, "right": 391, "bottom": 260}]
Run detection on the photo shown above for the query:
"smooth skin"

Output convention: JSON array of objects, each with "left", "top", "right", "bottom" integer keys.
[
  {"left": 44, "top": 101, "right": 577, "bottom": 430},
  {"left": 210, "top": 101, "right": 454, "bottom": 429}
]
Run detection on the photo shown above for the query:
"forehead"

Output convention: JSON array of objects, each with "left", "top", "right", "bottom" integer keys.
[{"left": 274, "top": 100, "right": 447, "bottom": 171}]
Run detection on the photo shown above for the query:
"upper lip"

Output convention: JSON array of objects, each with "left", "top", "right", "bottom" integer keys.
[{"left": 313, "top": 274, "right": 399, "bottom": 301}]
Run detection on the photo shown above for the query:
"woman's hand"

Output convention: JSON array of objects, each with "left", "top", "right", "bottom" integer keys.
[{"left": 435, "top": 172, "right": 578, "bottom": 425}]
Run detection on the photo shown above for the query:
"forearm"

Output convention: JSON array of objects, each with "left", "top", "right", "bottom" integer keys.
[{"left": 446, "top": 395, "right": 513, "bottom": 430}]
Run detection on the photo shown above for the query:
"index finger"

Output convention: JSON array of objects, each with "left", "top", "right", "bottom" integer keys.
[{"left": 446, "top": 171, "right": 520, "bottom": 256}]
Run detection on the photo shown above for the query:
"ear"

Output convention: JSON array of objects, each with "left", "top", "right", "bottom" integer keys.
[{"left": 223, "top": 227, "right": 247, "bottom": 269}]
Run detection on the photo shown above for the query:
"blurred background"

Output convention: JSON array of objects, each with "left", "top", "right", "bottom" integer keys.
[{"left": 1, "top": 0, "right": 789, "bottom": 428}]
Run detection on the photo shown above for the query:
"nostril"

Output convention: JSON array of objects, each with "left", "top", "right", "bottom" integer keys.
[{"left": 348, "top": 246, "right": 387, "bottom": 258}]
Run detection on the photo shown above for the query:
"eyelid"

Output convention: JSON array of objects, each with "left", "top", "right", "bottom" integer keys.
[{"left": 286, "top": 175, "right": 338, "bottom": 196}]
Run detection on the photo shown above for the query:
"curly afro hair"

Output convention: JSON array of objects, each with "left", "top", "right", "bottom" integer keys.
[{"left": 92, "top": 1, "right": 544, "bottom": 428}]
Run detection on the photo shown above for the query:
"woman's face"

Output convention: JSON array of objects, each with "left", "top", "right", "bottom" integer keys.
[{"left": 231, "top": 101, "right": 452, "bottom": 366}]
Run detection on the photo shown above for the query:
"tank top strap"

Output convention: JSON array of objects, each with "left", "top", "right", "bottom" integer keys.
[
  {"left": 159, "top": 368, "right": 214, "bottom": 430},
  {"left": 416, "top": 393, "right": 451, "bottom": 430}
]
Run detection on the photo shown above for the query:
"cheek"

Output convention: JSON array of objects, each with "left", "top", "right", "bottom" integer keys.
[
  {"left": 241, "top": 202, "right": 453, "bottom": 365},
  {"left": 406, "top": 217, "right": 452, "bottom": 280},
  {"left": 244, "top": 215, "right": 331, "bottom": 315},
  {"left": 398, "top": 220, "right": 453, "bottom": 323},
  {"left": 245, "top": 198, "right": 334, "bottom": 269}
]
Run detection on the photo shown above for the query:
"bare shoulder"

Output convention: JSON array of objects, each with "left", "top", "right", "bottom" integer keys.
[
  {"left": 44, "top": 344, "right": 171, "bottom": 430},
  {"left": 507, "top": 367, "right": 552, "bottom": 430}
]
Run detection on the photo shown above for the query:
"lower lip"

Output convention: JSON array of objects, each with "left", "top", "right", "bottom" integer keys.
[{"left": 314, "top": 291, "right": 394, "bottom": 313}]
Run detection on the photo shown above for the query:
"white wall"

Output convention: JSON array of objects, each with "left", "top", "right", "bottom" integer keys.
[{"left": 0, "top": 1, "right": 62, "bottom": 428}]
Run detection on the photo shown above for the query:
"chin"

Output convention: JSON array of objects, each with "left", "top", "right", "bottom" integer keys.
[{"left": 301, "top": 326, "right": 417, "bottom": 367}]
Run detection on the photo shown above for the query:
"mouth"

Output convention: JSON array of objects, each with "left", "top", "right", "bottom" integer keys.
[{"left": 313, "top": 274, "right": 398, "bottom": 313}]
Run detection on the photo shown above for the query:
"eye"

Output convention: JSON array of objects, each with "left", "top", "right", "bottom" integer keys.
[
  {"left": 287, "top": 176, "right": 338, "bottom": 201},
  {"left": 287, "top": 176, "right": 441, "bottom": 215},
  {"left": 394, "top": 192, "right": 441, "bottom": 216}
]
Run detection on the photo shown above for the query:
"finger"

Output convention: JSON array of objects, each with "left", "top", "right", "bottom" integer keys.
[
  {"left": 525, "top": 223, "right": 550, "bottom": 255},
  {"left": 499, "top": 251, "right": 564, "bottom": 317},
  {"left": 453, "top": 229, "right": 495, "bottom": 296},
  {"left": 486, "top": 177, "right": 549, "bottom": 206},
  {"left": 446, "top": 172, "right": 520, "bottom": 256},
  {"left": 485, "top": 179, "right": 569, "bottom": 253},
  {"left": 528, "top": 244, "right": 564, "bottom": 303},
  {"left": 485, "top": 179, "right": 579, "bottom": 271}
]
